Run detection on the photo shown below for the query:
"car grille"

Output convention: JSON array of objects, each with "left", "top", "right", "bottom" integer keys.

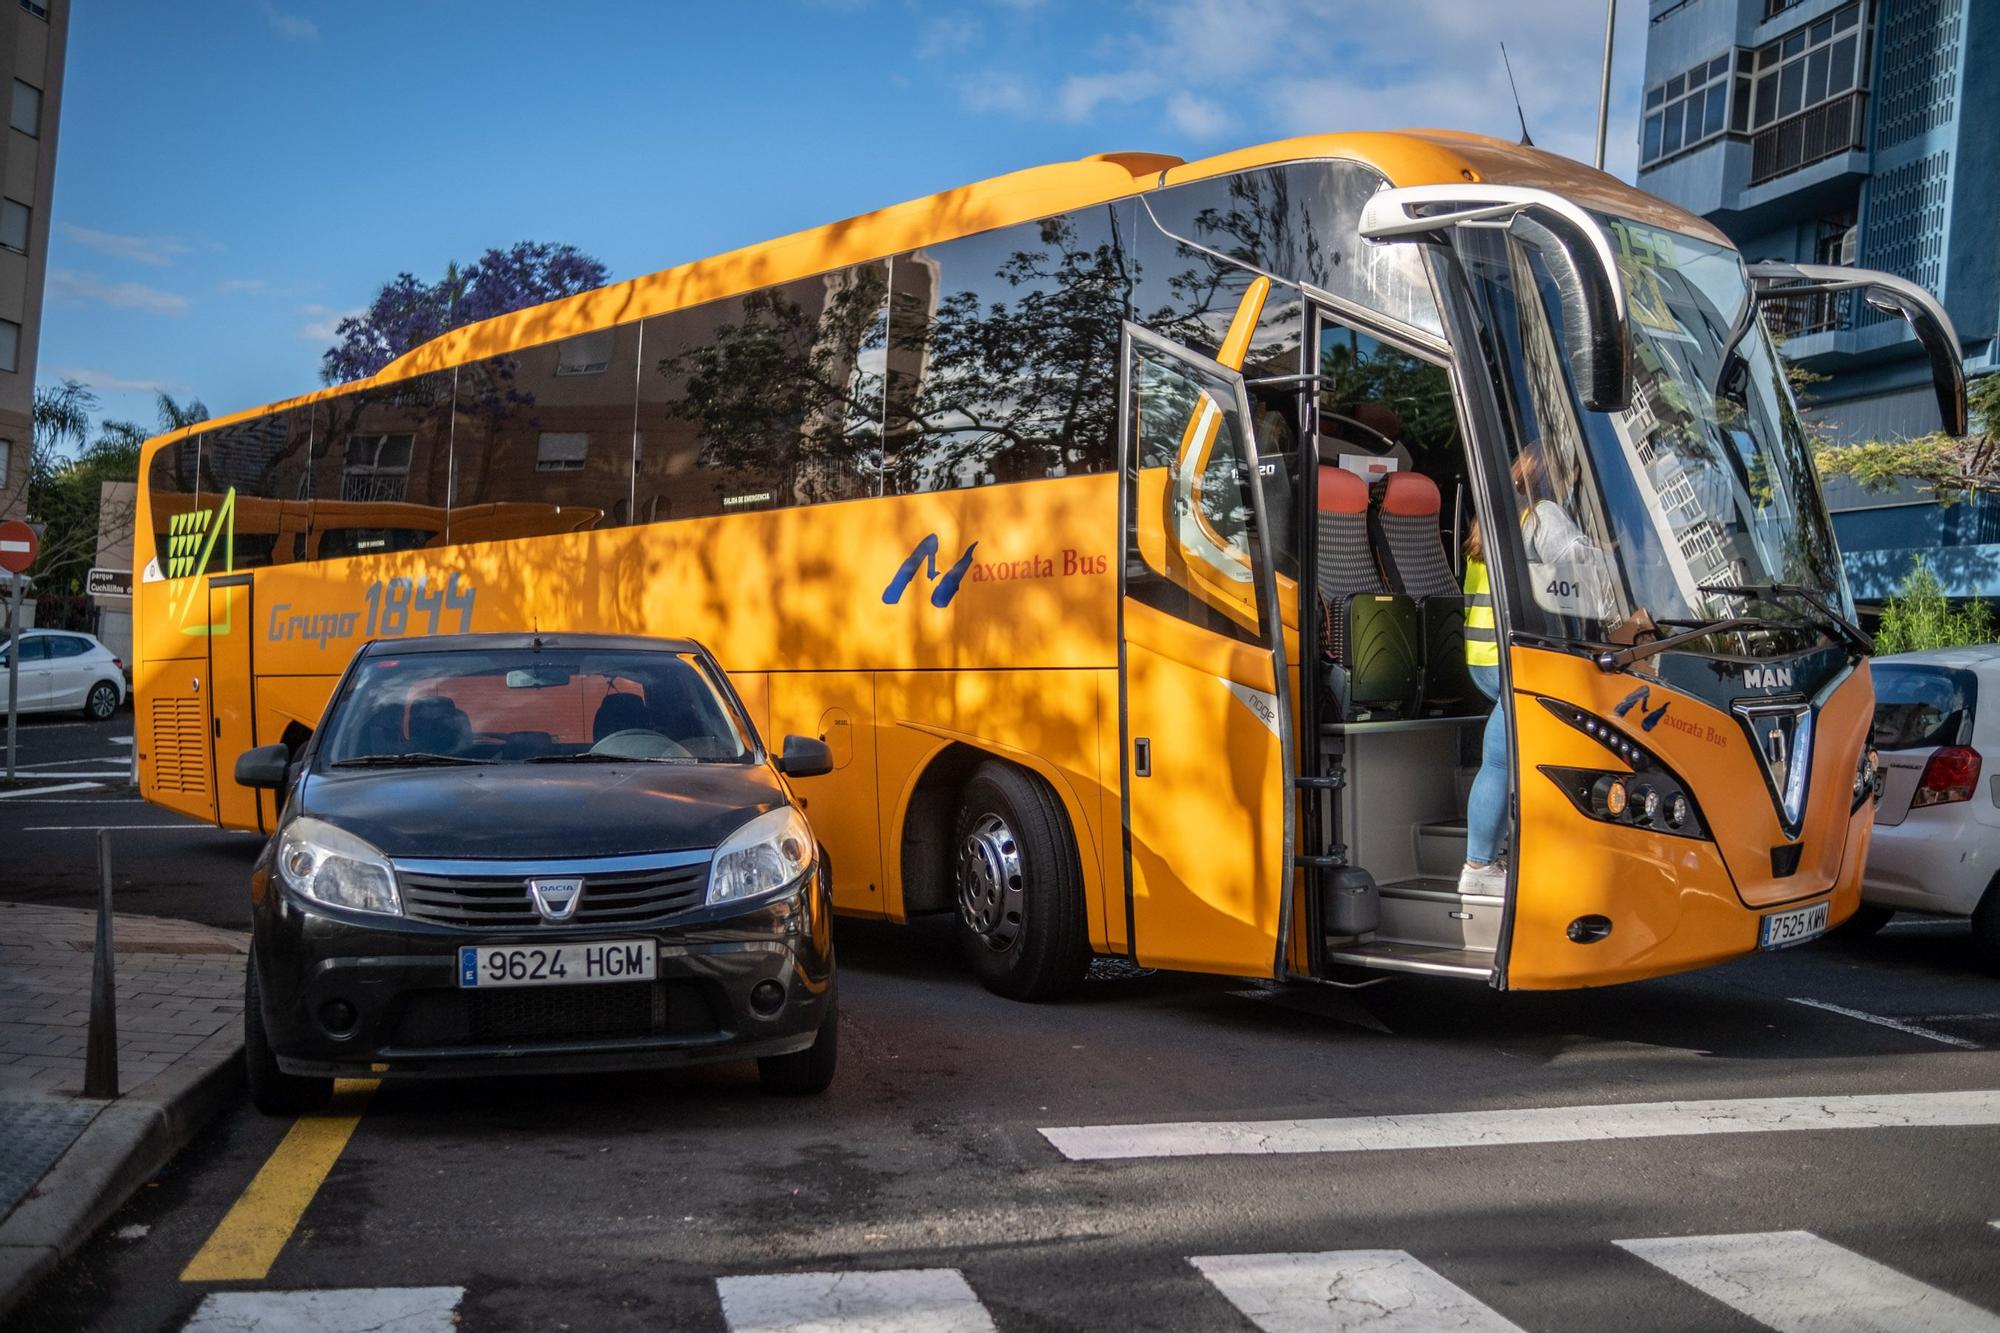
[
  {"left": 396, "top": 859, "right": 709, "bottom": 929},
  {"left": 386, "top": 980, "right": 720, "bottom": 1048}
]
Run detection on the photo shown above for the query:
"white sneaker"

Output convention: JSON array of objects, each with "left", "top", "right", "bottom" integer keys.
[{"left": 1457, "top": 860, "right": 1508, "bottom": 896}]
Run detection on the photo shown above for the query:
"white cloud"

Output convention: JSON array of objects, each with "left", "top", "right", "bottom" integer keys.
[
  {"left": 262, "top": 3, "right": 319, "bottom": 41},
  {"left": 917, "top": 16, "right": 981, "bottom": 60},
  {"left": 49, "top": 269, "right": 190, "bottom": 315},
  {"left": 57, "top": 224, "right": 192, "bottom": 267},
  {"left": 296, "top": 303, "right": 354, "bottom": 344},
  {"left": 51, "top": 367, "right": 186, "bottom": 395},
  {"left": 217, "top": 277, "right": 271, "bottom": 296},
  {"left": 958, "top": 0, "right": 1647, "bottom": 173}
]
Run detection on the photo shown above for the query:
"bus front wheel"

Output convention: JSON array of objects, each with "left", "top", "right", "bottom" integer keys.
[{"left": 953, "top": 761, "right": 1089, "bottom": 1002}]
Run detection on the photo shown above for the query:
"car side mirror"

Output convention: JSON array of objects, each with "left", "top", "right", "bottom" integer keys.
[
  {"left": 235, "top": 742, "right": 292, "bottom": 791},
  {"left": 776, "top": 734, "right": 834, "bottom": 779}
]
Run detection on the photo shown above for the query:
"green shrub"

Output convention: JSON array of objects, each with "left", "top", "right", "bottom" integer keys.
[{"left": 1875, "top": 557, "right": 1995, "bottom": 654}]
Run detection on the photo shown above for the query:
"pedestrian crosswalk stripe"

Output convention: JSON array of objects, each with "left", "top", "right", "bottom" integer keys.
[
  {"left": 0, "top": 781, "right": 101, "bottom": 800},
  {"left": 1040, "top": 1089, "right": 2000, "bottom": 1160},
  {"left": 181, "top": 1286, "right": 463, "bottom": 1331},
  {"left": 1616, "top": 1231, "right": 2000, "bottom": 1332},
  {"left": 718, "top": 1268, "right": 996, "bottom": 1332},
  {"left": 1193, "top": 1250, "right": 1524, "bottom": 1332}
]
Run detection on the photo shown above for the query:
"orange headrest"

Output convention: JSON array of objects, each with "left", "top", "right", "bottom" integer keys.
[
  {"left": 1377, "top": 471, "right": 1440, "bottom": 518},
  {"left": 1316, "top": 466, "right": 1369, "bottom": 515}
]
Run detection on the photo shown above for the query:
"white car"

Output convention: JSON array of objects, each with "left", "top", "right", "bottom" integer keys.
[
  {"left": 0, "top": 629, "right": 127, "bottom": 720},
  {"left": 1857, "top": 646, "right": 2000, "bottom": 968}
]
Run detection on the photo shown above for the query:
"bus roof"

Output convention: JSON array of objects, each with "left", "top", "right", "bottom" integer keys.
[{"left": 142, "top": 129, "right": 1730, "bottom": 460}]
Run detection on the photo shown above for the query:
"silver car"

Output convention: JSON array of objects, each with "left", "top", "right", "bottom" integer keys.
[{"left": 0, "top": 629, "right": 127, "bottom": 720}]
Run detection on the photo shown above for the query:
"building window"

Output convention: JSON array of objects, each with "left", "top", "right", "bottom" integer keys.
[
  {"left": 9, "top": 80, "right": 39, "bottom": 138},
  {"left": 340, "top": 432, "right": 414, "bottom": 502},
  {"left": 0, "top": 199, "right": 28, "bottom": 255},
  {"left": 0, "top": 440, "right": 10, "bottom": 480},
  {"left": 1642, "top": 53, "right": 1735, "bottom": 165},
  {"left": 534, "top": 431, "right": 588, "bottom": 472},
  {"left": 18, "top": 0, "right": 47, "bottom": 18},
  {"left": 0, "top": 320, "right": 19, "bottom": 374},
  {"left": 1765, "top": 0, "right": 1806, "bottom": 16},
  {"left": 1748, "top": 3, "right": 1866, "bottom": 131}
]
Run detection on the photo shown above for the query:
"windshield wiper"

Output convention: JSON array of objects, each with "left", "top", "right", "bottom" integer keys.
[
  {"left": 1593, "top": 616, "right": 1788, "bottom": 672},
  {"left": 1697, "top": 581, "right": 1874, "bottom": 655},
  {"left": 523, "top": 751, "right": 683, "bottom": 763},
  {"left": 330, "top": 752, "right": 492, "bottom": 768}
]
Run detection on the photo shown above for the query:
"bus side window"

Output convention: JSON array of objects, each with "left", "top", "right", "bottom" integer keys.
[
  {"left": 883, "top": 205, "right": 1128, "bottom": 496},
  {"left": 451, "top": 326, "right": 640, "bottom": 541},
  {"left": 309, "top": 373, "right": 454, "bottom": 555},
  {"left": 635, "top": 261, "right": 889, "bottom": 519}
]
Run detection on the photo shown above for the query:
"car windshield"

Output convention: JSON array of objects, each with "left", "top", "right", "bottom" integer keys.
[
  {"left": 1871, "top": 663, "right": 1976, "bottom": 751},
  {"left": 1449, "top": 214, "right": 1849, "bottom": 656},
  {"left": 318, "top": 648, "right": 753, "bottom": 767}
]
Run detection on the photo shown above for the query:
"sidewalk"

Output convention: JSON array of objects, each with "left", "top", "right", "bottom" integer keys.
[{"left": 0, "top": 901, "right": 247, "bottom": 1319}]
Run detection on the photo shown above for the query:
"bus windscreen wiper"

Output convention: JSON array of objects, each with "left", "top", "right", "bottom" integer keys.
[
  {"left": 1697, "top": 581, "right": 1874, "bottom": 655},
  {"left": 1593, "top": 616, "right": 1786, "bottom": 672},
  {"left": 330, "top": 752, "right": 493, "bottom": 768}
]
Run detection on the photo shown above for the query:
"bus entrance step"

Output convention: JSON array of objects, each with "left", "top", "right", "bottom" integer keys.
[
  {"left": 1321, "top": 938, "right": 1493, "bottom": 980},
  {"left": 1413, "top": 819, "right": 1468, "bottom": 879}
]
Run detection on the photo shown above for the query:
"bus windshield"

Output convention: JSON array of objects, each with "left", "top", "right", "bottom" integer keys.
[{"left": 1451, "top": 214, "right": 1849, "bottom": 657}]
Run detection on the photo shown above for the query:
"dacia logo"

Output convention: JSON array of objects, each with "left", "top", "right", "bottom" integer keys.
[
  {"left": 528, "top": 877, "right": 584, "bottom": 923},
  {"left": 882, "top": 533, "right": 978, "bottom": 608},
  {"left": 1744, "top": 665, "right": 1794, "bottom": 690}
]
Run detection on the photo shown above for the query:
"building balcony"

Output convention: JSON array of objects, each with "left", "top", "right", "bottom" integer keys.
[{"left": 1749, "top": 92, "right": 1869, "bottom": 186}]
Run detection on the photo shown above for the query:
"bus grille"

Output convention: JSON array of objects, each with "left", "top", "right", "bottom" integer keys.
[
  {"left": 148, "top": 697, "right": 209, "bottom": 795},
  {"left": 396, "top": 860, "right": 709, "bottom": 929}
]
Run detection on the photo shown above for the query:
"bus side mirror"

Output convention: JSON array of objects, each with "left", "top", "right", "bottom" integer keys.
[
  {"left": 235, "top": 742, "right": 291, "bottom": 791},
  {"left": 1747, "top": 261, "right": 1967, "bottom": 435},
  {"left": 1359, "top": 184, "right": 1633, "bottom": 413},
  {"left": 776, "top": 735, "right": 833, "bottom": 779}
]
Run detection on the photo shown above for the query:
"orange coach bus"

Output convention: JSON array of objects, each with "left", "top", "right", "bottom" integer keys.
[{"left": 134, "top": 129, "right": 1966, "bottom": 996}]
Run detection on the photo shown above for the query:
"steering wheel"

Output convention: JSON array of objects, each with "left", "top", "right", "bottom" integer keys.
[{"left": 588, "top": 729, "right": 692, "bottom": 760}]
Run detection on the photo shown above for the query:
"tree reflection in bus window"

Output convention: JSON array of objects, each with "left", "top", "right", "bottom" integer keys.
[
  {"left": 309, "top": 372, "right": 454, "bottom": 557},
  {"left": 638, "top": 262, "right": 888, "bottom": 519}
]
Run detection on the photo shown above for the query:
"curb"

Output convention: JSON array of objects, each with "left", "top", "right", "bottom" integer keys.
[{"left": 0, "top": 1025, "right": 243, "bottom": 1322}]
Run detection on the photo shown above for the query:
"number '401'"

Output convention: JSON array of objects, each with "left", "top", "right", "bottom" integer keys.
[{"left": 363, "top": 572, "right": 476, "bottom": 638}]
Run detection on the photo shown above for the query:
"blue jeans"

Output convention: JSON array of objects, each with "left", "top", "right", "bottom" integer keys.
[{"left": 1466, "top": 665, "right": 1508, "bottom": 865}]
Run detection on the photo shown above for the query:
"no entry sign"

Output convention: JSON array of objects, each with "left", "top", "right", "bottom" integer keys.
[{"left": 0, "top": 519, "right": 35, "bottom": 575}]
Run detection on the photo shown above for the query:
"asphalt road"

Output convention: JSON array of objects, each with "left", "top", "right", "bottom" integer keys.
[{"left": 6, "top": 716, "right": 2000, "bottom": 1330}]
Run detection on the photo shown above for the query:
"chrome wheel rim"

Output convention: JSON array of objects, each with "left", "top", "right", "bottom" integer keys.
[
  {"left": 89, "top": 686, "right": 114, "bottom": 719},
  {"left": 958, "top": 811, "right": 1024, "bottom": 951}
]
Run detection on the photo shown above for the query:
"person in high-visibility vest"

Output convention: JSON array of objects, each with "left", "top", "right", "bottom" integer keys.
[{"left": 1459, "top": 516, "right": 1507, "bottom": 897}]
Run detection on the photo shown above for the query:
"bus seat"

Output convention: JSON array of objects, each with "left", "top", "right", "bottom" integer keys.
[
  {"left": 592, "top": 691, "right": 651, "bottom": 742},
  {"left": 1370, "top": 472, "right": 1477, "bottom": 717},
  {"left": 1315, "top": 466, "right": 1418, "bottom": 721}
]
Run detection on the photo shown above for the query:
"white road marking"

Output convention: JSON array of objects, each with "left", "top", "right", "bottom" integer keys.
[
  {"left": 1617, "top": 1230, "right": 2000, "bottom": 1332},
  {"left": 181, "top": 1286, "right": 464, "bottom": 1332},
  {"left": 718, "top": 1269, "right": 996, "bottom": 1332},
  {"left": 0, "top": 781, "right": 101, "bottom": 800},
  {"left": 1788, "top": 997, "right": 1981, "bottom": 1049},
  {"left": 110, "top": 736, "right": 134, "bottom": 745},
  {"left": 3, "top": 768, "right": 130, "bottom": 778},
  {"left": 11, "top": 756, "right": 132, "bottom": 770},
  {"left": 1040, "top": 1089, "right": 2000, "bottom": 1160},
  {"left": 21, "top": 823, "right": 217, "bottom": 832},
  {"left": 1193, "top": 1250, "right": 1523, "bottom": 1332}
]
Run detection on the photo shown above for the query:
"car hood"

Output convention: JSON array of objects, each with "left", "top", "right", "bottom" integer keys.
[{"left": 296, "top": 762, "right": 788, "bottom": 860}]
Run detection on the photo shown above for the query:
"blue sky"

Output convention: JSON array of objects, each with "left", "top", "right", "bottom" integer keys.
[{"left": 44, "top": 0, "right": 1650, "bottom": 442}]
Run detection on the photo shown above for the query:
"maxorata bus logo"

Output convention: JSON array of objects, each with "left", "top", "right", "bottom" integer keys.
[{"left": 883, "top": 534, "right": 979, "bottom": 608}]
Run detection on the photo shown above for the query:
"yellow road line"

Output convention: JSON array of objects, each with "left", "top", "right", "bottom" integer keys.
[{"left": 180, "top": 1078, "right": 379, "bottom": 1283}]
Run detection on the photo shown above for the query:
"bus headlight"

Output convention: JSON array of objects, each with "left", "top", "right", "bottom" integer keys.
[
  {"left": 708, "top": 806, "right": 815, "bottom": 906},
  {"left": 1537, "top": 698, "right": 1709, "bottom": 841},
  {"left": 1853, "top": 746, "right": 1882, "bottom": 807},
  {"left": 277, "top": 816, "right": 402, "bottom": 916}
]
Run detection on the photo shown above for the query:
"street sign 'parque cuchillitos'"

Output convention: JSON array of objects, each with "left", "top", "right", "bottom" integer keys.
[{"left": 0, "top": 519, "right": 35, "bottom": 575}]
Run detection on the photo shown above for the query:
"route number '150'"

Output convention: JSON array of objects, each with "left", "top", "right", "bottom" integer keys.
[{"left": 364, "top": 572, "right": 476, "bottom": 638}]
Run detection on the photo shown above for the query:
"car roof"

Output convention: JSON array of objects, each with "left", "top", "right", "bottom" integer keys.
[
  {"left": 357, "top": 632, "right": 705, "bottom": 656},
  {"left": 1874, "top": 645, "right": 2000, "bottom": 670}
]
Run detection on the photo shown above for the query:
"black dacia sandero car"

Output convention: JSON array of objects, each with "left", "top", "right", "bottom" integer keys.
[{"left": 233, "top": 633, "right": 836, "bottom": 1113}]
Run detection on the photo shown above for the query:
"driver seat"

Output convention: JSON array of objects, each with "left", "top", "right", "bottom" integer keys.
[{"left": 592, "top": 692, "right": 650, "bottom": 742}]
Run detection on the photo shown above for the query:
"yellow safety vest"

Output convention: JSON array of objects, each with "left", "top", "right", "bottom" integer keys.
[{"left": 1464, "top": 559, "right": 1499, "bottom": 667}]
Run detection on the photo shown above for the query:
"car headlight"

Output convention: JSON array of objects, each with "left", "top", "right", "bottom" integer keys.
[
  {"left": 707, "top": 806, "right": 814, "bottom": 906},
  {"left": 1854, "top": 745, "right": 1882, "bottom": 808},
  {"left": 277, "top": 816, "right": 402, "bottom": 916}
]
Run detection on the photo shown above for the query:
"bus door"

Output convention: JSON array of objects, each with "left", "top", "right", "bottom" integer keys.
[
  {"left": 204, "top": 574, "right": 267, "bottom": 832},
  {"left": 1118, "top": 324, "right": 1296, "bottom": 976}
]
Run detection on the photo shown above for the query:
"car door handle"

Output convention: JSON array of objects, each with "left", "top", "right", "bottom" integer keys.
[{"left": 1134, "top": 737, "right": 1151, "bottom": 777}]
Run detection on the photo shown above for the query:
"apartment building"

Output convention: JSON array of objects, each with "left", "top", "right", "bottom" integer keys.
[{"left": 0, "top": 0, "right": 64, "bottom": 528}]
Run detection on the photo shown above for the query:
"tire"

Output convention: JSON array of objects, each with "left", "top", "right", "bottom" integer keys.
[
  {"left": 84, "top": 682, "right": 119, "bottom": 722},
  {"left": 1834, "top": 903, "right": 1895, "bottom": 938},
  {"left": 952, "top": 760, "right": 1090, "bottom": 1001},
  {"left": 244, "top": 958, "right": 332, "bottom": 1116},
  {"left": 1973, "top": 882, "right": 2000, "bottom": 975},
  {"left": 758, "top": 998, "right": 837, "bottom": 1095}
]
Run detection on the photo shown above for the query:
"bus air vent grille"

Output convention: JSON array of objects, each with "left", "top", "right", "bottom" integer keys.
[{"left": 148, "top": 696, "right": 209, "bottom": 794}]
